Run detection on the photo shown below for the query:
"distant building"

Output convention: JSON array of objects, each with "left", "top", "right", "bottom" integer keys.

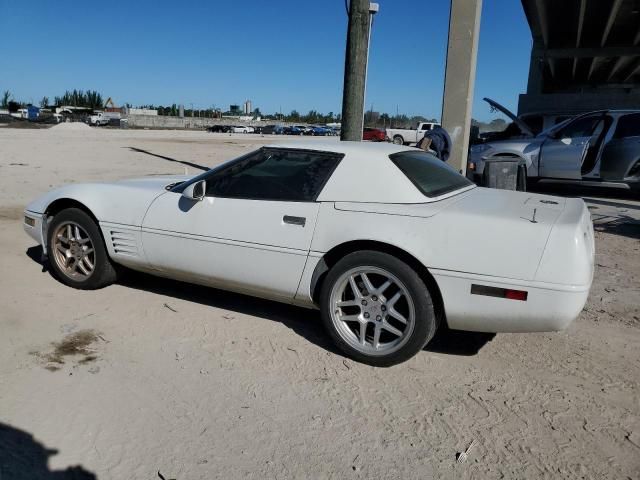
[
  {"left": 230, "top": 104, "right": 241, "bottom": 114},
  {"left": 243, "top": 100, "right": 252, "bottom": 115}
]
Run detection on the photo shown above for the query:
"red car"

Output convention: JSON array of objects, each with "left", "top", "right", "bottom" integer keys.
[{"left": 363, "top": 127, "right": 386, "bottom": 142}]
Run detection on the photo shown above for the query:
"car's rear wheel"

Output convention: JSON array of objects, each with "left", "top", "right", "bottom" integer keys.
[
  {"left": 392, "top": 135, "right": 404, "bottom": 145},
  {"left": 320, "top": 250, "right": 437, "bottom": 367},
  {"left": 47, "top": 208, "right": 118, "bottom": 290}
]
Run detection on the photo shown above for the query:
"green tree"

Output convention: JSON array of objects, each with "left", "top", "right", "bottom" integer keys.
[
  {"left": 288, "top": 110, "right": 300, "bottom": 122},
  {"left": 1, "top": 90, "right": 11, "bottom": 108},
  {"left": 40, "top": 96, "right": 49, "bottom": 108}
]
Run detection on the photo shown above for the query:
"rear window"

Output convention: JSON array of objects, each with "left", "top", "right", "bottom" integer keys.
[{"left": 390, "top": 151, "right": 473, "bottom": 198}]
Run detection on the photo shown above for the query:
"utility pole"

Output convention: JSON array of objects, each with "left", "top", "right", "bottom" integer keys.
[{"left": 340, "top": 0, "right": 378, "bottom": 141}]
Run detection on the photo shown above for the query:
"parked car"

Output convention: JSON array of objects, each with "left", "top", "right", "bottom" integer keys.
[
  {"left": 305, "top": 126, "right": 330, "bottom": 136},
  {"left": 24, "top": 142, "right": 594, "bottom": 366},
  {"left": 207, "top": 125, "right": 230, "bottom": 133},
  {"left": 261, "top": 124, "right": 285, "bottom": 135},
  {"left": 284, "top": 126, "right": 304, "bottom": 135},
  {"left": 363, "top": 127, "right": 386, "bottom": 142},
  {"left": 474, "top": 98, "right": 574, "bottom": 144},
  {"left": 232, "top": 126, "right": 254, "bottom": 134},
  {"left": 468, "top": 101, "right": 640, "bottom": 193},
  {"left": 386, "top": 122, "right": 440, "bottom": 145}
]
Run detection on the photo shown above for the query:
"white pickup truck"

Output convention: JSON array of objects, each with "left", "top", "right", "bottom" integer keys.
[
  {"left": 386, "top": 122, "right": 440, "bottom": 145},
  {"left": 89, "top": 111, "right": 120, "bottom": 126}
]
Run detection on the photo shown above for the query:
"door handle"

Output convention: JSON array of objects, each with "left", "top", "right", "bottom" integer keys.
[{"left": 283, "top": 215, "right": 306, "bottom": 227}]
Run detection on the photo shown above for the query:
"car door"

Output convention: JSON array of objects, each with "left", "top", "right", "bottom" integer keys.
[
  {"left": 141, "top": 147, "right": 342, "bottom": 302},
  {"left": 599, "top": 112, "right": 640, "bottom": 181},
  {"left": 539, "top": 115, "right": 603, "bottom": 179}
]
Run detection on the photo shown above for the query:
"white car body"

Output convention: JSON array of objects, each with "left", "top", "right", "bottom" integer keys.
[
  {"left": 232, "top": 126, "right": 254, "bottom": 133},
  {"left": 386, "top": 122, "right": 441, "bottom": 145},
  {"left": 23, "top": 142, "right": 594, "bottom": 334}
]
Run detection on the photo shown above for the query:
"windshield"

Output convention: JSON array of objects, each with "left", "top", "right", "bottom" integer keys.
[{"left": 389, "top": 151, "right": 473, "bottom": 198}]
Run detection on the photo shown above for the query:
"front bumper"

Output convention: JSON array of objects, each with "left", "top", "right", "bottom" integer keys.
[{"left": 23, "top": 210, "right": 45, "bottom": 245}]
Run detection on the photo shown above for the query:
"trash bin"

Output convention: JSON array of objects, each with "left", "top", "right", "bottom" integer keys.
[{"left": 482, "top": 158, "right": 527, "bottom": 191}]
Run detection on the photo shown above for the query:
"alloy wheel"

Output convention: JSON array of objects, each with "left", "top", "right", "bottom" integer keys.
[
  {"left": 52, "top": 221, "right": 96, "bottom": 279},
  {"left": 329, "top": 266, "right": 415, "bottom": 356}
]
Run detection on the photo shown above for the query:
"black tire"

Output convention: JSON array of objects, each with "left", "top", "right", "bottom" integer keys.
[
  {"left": 46, "top": 208, "right": 118, "bottom": 290},
  {"left": 392, "top": 135, "right": 404, "bottom": 145},
  {"left": 320, "top": 250, "right": 437, "bottom": 367}
]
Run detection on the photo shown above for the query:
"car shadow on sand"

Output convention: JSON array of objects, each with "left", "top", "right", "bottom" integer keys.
[
  {"left": 26, "top": 246, "right": 494, "bottom": 358},
  {"left": 126, "top": 147, "right": 209, "bottom": 171},
  {"left": 0, "top": 422, "right": 96, "bottom": 480}
]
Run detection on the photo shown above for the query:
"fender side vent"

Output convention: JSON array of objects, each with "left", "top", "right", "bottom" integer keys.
[{"left": 110, "top": 230, "right": 138, "bottom": 257}]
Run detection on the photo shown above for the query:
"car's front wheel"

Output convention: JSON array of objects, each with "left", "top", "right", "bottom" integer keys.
[
  {"left": 320, "top": 250, "right": 437, "bottom": 367},
  {"left": 47, "top": 208, "right": 118, "bottom": 290}
]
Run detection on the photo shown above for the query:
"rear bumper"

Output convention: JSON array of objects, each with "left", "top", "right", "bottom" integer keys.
[{"left": 432, "top": 269, "right": 590, "bottom": 333}]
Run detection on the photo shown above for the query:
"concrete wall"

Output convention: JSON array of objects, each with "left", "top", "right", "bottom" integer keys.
[
  {"left": 124, "top": 115, "right": 293, "bottom": 130},
  {"left": 127, "top": 108, "right": 158, "bottom": 116}
]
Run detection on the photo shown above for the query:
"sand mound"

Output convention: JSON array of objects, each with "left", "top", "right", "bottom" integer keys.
[{"left": 50, "top": 121, "right": 92, "bottom": 131}]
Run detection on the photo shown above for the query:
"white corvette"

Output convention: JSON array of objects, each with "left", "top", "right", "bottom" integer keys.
[{"left": 23, "top": 142, "right": 595, "bottom": 366}]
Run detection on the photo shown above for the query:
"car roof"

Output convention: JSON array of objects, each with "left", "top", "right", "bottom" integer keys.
[
  {"left": 265, "top": 140, "right": 413, "bottom": 156},
  {"left": 264, "top": 141, "right": 467, "bottom": 203}
]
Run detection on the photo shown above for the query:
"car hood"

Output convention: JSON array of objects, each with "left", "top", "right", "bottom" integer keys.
[
  {"left": 25, "top": 175, "right": 193, "bottom": 226},
  {"left": 483, "top": 97, "right": 534, "bottom": 137},
  {"left": 114, "top": 174, "right": 192, "bottom": 190}
]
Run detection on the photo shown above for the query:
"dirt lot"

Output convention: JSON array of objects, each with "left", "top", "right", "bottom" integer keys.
[{"left": 0, "top": 125, "right": 639, "bottom": 479}]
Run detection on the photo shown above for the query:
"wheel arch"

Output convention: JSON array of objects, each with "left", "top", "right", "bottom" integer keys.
[
  {"left": 310, "top": 239, "right": 446, "bottom": 326},
  {"left": 42, "top": 198, "right": 101, "bottom": 253},
  {"left": 45, "top": 197, "right": 99, "bottom": 224}
]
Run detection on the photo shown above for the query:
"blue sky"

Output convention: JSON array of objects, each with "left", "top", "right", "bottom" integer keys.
[{"left": 0, "top": 0, "right": 531, "bottom": 121}]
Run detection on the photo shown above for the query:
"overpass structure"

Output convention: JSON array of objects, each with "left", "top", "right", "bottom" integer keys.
[{"left": 519, "top": 0, "right": 640, "bottom": 115}]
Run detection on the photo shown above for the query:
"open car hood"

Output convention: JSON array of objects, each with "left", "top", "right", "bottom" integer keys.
[{"left": 483, "top": 97, "right": 534, "bottom": 137}]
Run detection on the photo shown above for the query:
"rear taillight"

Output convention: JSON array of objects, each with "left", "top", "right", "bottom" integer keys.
[
  {"left": 504, "top": 289, "right": 528, "bottom": 301},
  {"left": 471, "top": 284, "right": 528, "bottom": 301}
]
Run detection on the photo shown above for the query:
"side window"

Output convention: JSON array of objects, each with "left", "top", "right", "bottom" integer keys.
[
  {"left": 558, "top": 116, "right": 601, "bottom": 139},
  {"left": 613, "top": 113, "right": 640, "bottom": 139},
  {"left": 420, "top": 124, "right": 432, "bottom": 130},
  {"left": 205, "top": 148, "right": 342, "bottom": 202}
]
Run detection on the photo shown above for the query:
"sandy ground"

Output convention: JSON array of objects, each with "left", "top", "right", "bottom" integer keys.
[{"left": 0, "top": 126, "right": 639, "bottom": 479}]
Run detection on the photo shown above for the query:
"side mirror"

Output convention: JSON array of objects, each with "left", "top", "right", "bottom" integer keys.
[{"left": 182, "top": 180, "right": 206, "bottom": 201}]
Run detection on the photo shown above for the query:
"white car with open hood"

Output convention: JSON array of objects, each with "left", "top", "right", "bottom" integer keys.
[{"left": 23, "top": 142, "right": 595, "bottom": 366}]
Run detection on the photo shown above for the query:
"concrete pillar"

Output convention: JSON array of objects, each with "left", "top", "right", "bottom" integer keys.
[
  {"left": 441, "top": 0, "right": 482, "bottom": 173},
  {"left": 526, "top": 42, "right": 545, "bottom": 95}
]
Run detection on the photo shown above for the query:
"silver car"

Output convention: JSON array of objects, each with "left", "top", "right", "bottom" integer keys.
[{"left": 469, "top": 101, "right": 640, "bottom": 193}]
